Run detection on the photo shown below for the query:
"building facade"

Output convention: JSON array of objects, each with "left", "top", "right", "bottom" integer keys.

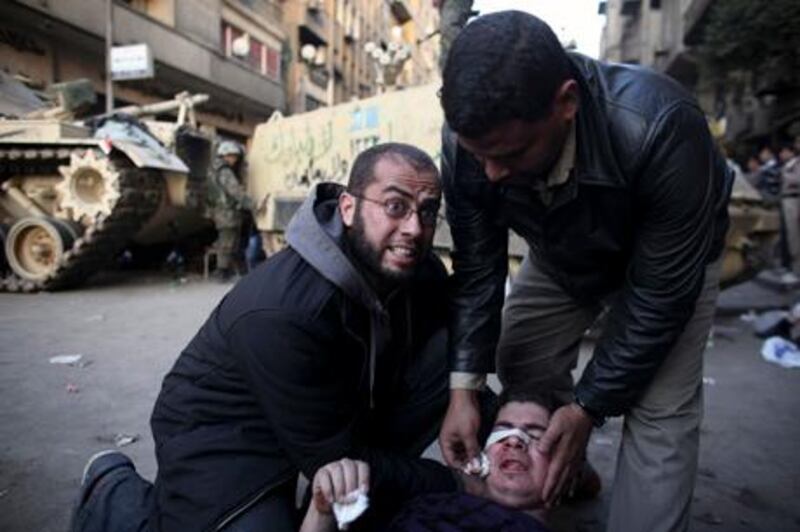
[
  {"left": 0, "top": 0, "right": 286, "bottom": 138},
  {"left": 283, "top": 0, "right": 439, "bottom": 114},
  {"left": 599, "top": 0, "right": 707, "bottom": 86},
  {"left": 598, "top": 0, "right": 799, "bottom": 146}
]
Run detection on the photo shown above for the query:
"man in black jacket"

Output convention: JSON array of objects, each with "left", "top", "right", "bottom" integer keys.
[
  {"left": 71, "top": 143, "right": 482, "bottom": 532},
  {"left": 436, "top": 11, "right": 731, "bottom": 532}
]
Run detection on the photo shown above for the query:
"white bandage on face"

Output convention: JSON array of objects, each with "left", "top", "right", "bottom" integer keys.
[
  {"left": 332, "top": 488, "right": 369, "bottom": 530},
  {"left": 462, "top": 427, "right": 534, "bottom": 478},
  {"left": 484, "top": 427, "right": 533, "bottom": 449}
]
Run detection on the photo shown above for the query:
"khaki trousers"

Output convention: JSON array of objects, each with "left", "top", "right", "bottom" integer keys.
[{"left": 497, "top": 253, "right": 720, "bottom": 532}]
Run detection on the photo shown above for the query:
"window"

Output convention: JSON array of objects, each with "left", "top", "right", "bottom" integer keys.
[
  {"left": 221, "top": 22, "right": 281, "bottom": 81},
  {"left": 266, "top": 48, "right": 280, "bottom": 79}
]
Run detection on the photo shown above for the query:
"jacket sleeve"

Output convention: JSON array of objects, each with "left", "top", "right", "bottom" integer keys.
[
  {"left": 226, "top": 310, "right": 458, "bottom": 500},
  {"left": 575, "top": 102, "right": 725, "bottom": 417},
  {"left": 441, "top": 125, "right": 508, "bottom": 374}
]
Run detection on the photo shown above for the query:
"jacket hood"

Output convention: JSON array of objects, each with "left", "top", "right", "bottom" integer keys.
[
  {"left": 286, "top": 182, "right": 394, "bottom": 409},
  {"left": 285, "top": 182, "right": 386, "bottom": 315}
]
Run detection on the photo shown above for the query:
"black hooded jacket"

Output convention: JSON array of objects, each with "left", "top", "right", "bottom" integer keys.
[
  {"left": 149, "top": 183, "right": 456, "bottom": 531},
  {"left": 442, "top": 54, "right": 733, "bottom": 417}
]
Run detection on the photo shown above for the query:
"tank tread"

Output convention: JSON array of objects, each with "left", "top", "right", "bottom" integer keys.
[{"left": 0, "top": 146, "right": 163, "bottom": 292}]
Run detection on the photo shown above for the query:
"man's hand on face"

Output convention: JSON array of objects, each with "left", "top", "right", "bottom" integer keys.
[
  {"left": 439, "top": 389, "right": 481, "bottom": 467},
  {"left": 537, "top": 402, "right": 593, "bottom": 507}
]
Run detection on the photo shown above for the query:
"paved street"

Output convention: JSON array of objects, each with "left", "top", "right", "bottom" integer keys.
[{"left": 1, "top": 272, "right": 799, "bottom": 531}]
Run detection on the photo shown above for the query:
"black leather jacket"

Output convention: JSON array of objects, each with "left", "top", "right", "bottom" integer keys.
[{"left": 442, "top": 54, "right": 732, "bottom": 417}]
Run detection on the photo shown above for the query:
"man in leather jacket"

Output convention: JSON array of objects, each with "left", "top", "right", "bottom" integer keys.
[{"left": 436, "top": 11, "right": 732, "bottom": 532}]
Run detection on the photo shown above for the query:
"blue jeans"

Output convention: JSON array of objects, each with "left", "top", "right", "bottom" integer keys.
[{"left": 70, "top": 453, "right": 152, "bottom": 532}]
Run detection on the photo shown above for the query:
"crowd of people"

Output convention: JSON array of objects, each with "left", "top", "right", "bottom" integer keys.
[
  {"left": 69, "top": 9, "right": 738, "bottom": 532},
  {"left": 741, "top": 139, "right": 800, "bottom": 277}
]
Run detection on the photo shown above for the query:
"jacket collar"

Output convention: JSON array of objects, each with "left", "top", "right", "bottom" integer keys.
[
  {"left": 285, "top": 182, "right": 386, "bottom": 316},
  {"left": 568, "top": 53, "right": 628, "bottom": 189}
]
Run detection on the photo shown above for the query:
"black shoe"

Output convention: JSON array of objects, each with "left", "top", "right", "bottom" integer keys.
[{"left": 81, "top": 450, "right": 132, "bottom": 487}]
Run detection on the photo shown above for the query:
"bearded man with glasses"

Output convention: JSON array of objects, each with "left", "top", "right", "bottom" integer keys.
[{"left": 70, "top": 143, "right": 492, "bottom": 532}]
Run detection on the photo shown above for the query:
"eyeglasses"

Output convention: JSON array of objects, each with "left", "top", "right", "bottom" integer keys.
[{"left": 350, "top": 194, "right": 442, "bottom": 227}]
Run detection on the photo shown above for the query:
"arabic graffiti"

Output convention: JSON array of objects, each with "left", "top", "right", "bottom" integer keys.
[{"left": 258, "top": 99, "right": 442, "bottom": 192}]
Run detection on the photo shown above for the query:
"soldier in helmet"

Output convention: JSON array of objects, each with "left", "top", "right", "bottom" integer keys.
[{"left": 207, "top": 140, "right": 254, "bottom": 280}]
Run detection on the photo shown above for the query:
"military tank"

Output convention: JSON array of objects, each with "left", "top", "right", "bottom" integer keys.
[
  {"left": 247, "top": 82, "right": 780, "bottom": 286},
  {"left": 0, "top": 75, "right": 212, "bottom": 292}
]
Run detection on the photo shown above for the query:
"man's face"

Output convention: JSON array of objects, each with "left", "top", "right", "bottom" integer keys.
[
  {"left": 223, "top": 154, "right": 240, "bottom": 168},
  {"left": 485, "top": 401, "right": 551, "bottom": 509},
  {"left": 457, "top": 80, "right": 578, "bottom": 183},
  {"left": 340, "top": 156, "right": 441, "bottom": 283}
]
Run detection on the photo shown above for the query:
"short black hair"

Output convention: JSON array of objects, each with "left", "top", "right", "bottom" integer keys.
[
  {"left": 497, "top": 388, "right": 559, "bottom": 415},
  {"left": 441, "top": 10, "right": 573, "bottom": 139},
  {"left": 347, "top": 142, "right": 438, "bottom": 196}
]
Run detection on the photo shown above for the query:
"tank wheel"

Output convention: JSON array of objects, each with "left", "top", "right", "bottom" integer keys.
[
  {"left": 57, "top": 150, "right": 121, "bottom": 222},
  {"left": 5, "top": 218, "right": 82, "bottom": 282}
]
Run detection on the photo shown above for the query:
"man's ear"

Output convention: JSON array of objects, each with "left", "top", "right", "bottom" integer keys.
[
  {"left": 339, "top": 191, "right": 356, "bottom": 228},
  {"left": 555, "top": 79, "right": 579, "bottom": 122}
]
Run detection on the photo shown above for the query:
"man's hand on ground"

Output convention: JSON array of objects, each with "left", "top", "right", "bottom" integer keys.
[
  {"left": 439, "top": 389, "right": 481, "bottom": 468},
  {"left": 537, "top": 402, "right": 593, "bottom": 507}
]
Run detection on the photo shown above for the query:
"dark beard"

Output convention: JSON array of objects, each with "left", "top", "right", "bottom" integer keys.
[{"left": 347, "top": 204, "right": 417, "bottom": 289}]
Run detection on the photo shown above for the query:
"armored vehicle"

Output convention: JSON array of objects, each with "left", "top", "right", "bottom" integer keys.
[
  {"left": 0, "top": 75, "right": 212, "bottom": 291},
  {"left": 248, "top": 82, "right": 779, "bottom": 287}
]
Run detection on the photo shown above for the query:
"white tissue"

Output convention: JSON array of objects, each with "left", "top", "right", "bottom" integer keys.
[
  {"left": 462, "top": 452, "right": 491, "bottom": 477},
  {"left": 332, "top": 488, "right": 369, "bottom": 530}
]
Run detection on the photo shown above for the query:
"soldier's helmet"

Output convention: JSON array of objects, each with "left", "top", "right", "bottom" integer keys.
[{"left": 217, "top": 140, "right": 242, "bottom": 157}]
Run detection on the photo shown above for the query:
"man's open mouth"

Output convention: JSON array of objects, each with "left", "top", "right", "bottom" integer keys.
[
  {"left": 388, "top": 245, "right": 418, "bottom": 257},
  {"left": 499, "top": 459, "right": 529, "bottom": 473}
]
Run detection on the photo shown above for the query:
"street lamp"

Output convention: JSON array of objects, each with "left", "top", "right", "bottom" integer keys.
[{"left": 363, "top": 38, "right": 411, "bottom": 93}]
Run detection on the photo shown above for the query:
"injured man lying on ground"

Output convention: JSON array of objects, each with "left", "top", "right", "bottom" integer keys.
[{"left": 301, "top": 390, "right": 557, "bottom": 532}]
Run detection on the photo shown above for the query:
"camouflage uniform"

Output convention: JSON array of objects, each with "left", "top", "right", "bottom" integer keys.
[{"left": 207, "top": 157, "right": 253, "bottom": 273}]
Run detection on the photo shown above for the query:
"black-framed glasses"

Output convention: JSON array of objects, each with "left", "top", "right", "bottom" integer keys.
[{"left": 350, "top": 194, "right": 442, "bottom": 227}]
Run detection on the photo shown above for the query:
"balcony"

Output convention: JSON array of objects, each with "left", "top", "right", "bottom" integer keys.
[
  {"left": 233, "top": 0, "right": 283, "bottom": 24},
  {"left": 301, "top": 1, "right": 328, "bottom": 46}
]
